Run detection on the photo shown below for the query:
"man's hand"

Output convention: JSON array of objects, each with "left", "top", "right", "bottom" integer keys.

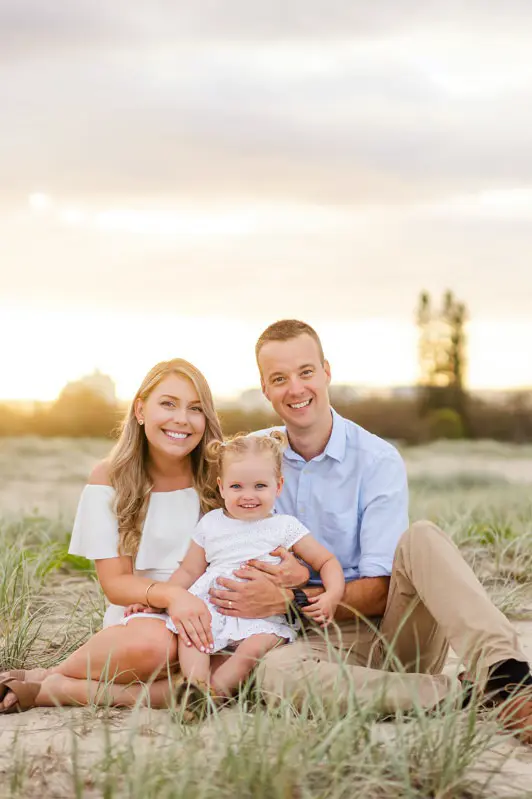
[
  {"left": 244, "top": 547, "right": 310, "bottom": 589},
  {"left": 209, "top": 568, "right": 293, "bottom": 618}
]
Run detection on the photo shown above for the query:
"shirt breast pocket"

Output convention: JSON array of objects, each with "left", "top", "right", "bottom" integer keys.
[{"left": 320, "top": 507, "right": 358, "bottom": 553}]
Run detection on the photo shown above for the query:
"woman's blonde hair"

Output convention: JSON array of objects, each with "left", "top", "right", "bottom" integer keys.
[
  {"left": 206, "top": 431, "right": 286, "bottom": 481},
  {"left": 108, "top": 358, "right": 223, "bottom": 557}
]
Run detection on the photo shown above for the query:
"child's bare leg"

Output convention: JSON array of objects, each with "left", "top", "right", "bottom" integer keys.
[
  {"left": 178, "top": 638, "right": 210, "bottom": 684},
  {"left": 211, "top": 634, "right": 282, "bottom": 697}
]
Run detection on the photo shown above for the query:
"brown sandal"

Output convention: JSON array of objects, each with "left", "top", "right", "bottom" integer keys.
[
  {"left": 0, "top": 678, "right": 41, "bottom": 714},
  {"left": 0, "top": 671, "right": 28, "bottom": 702}
]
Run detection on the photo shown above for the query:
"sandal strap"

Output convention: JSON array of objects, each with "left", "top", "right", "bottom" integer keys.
[
  {"left": 0, "top": 679, "right": 40, "bottom": 713},
  {"left": 0, "top": 670, "right": 26, "bottom": 701}
]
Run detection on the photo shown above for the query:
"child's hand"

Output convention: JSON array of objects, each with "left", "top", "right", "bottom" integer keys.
[
  {"left": 123, "top": 603, "right": 150, "bottom": 617},
  {"left": 301, "top": 592, "right": 340, "bottom": 627}
]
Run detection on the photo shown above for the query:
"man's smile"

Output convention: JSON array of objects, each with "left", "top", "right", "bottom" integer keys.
[{"left": 288, "top": 398, "right": 312, "bottom": 410}]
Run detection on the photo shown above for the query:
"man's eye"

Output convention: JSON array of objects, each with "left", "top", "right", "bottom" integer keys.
[
  {"left": 302, "top": 370, "right": 313, "bottom": 377},
  {"left": 273, "top": 377, "right": 285, "bottom": 384}
]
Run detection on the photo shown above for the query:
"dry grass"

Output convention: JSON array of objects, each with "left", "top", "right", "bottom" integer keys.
[{"left": 1, "top": 437, "right": 532, "bottom": 798}]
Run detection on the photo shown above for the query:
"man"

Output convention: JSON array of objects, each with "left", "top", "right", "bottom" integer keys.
[{"left": 209, "top": 319, "right": 532, "bottom": 740}]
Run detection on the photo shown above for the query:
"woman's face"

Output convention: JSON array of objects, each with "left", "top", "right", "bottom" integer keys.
[{"left": 136, "top": 373, "right": 206, "bottom": 460}]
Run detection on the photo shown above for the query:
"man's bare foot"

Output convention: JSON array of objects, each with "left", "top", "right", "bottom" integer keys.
[{"left": 497, "top": 689, "right": 532, "bottom": 745}]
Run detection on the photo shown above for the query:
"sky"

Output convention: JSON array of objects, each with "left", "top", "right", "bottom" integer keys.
[{"left": 1, "top": 0, "right": 532, "bottom": 400}]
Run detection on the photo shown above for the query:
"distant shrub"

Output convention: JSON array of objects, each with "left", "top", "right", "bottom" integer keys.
[
  {"left": 410, "top": 472, "right": 508, "bottom": 491},
  {"left": 425, "top": 408, "right": 465, "bottom": 440}
]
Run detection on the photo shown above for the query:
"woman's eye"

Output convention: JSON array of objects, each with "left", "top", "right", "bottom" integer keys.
[
  {"left": 161, "top": 400, "right": 174, "bottom": 407},
  {"left": 190, "top": 406, "right": 203, "bottom": 413}
]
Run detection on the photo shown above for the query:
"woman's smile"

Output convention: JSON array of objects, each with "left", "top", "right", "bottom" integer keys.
[{"left": 162, "top": 429, "right": 191, "bottom": 440}]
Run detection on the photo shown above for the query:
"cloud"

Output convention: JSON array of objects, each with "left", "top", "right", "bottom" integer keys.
[
  {"left": 0, "top": 0, "right": 450, "bottom": 57},
  {"left": 2, "top": 26, "right": 532, "bottom": 207},
  {"left": 1, "top": 0, "right": 532, "bottom": 330}
]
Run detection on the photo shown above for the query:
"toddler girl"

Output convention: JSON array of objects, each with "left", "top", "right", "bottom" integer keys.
[{"left": 126, "top": 433, "right": 345, "bottom": 705}]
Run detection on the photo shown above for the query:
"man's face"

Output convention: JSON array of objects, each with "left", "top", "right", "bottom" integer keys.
[{"left": 258, "top": 334, "right": 331, "bottom": 431}]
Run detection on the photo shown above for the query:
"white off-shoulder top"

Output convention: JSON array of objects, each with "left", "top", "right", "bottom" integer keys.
[{"left": 69, "top": 484, "right": 200, "bottom": 627}]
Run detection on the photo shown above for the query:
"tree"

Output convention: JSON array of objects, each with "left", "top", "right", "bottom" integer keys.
[
  {"left": 416, "top": 290, "right": 469, "bottom": 432},
  {"left": 45, "top": 384, "right": 120, "bottom": 437}
]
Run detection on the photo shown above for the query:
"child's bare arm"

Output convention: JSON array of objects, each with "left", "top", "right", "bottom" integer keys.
[
  {"left": 123, "top": 542, "right": 208, "bottom": 617},
  {"left": 167, "top": 541, "right": 208, "bottom": 590},
  {"left": 292, "top": 535, "right": 345, "bottom": 625}
]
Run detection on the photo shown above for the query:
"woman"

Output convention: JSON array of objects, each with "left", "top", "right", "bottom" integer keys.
[{"left": 0, "top": 358, "right": 226, "bottom": 711}]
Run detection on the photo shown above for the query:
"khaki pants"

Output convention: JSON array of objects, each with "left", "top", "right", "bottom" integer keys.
[{"left": 257, "top": 520, "right": 527, "bottom": 713}]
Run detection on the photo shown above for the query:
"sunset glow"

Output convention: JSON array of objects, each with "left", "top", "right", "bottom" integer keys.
[
  {"left": 1, "top": 303, "right": 530, "bottom": 402},
  {"left": 1, "top": 3, "right": 531, "bottom": 405}
]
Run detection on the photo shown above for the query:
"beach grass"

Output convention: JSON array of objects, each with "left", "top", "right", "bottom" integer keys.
[{"left": 1, "top": 439, "right": 532, "bottom": 797}]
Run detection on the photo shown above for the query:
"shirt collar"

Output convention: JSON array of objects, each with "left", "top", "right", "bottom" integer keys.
[{"left": 283, "top": 408, "right": 347, "bottom": 464}]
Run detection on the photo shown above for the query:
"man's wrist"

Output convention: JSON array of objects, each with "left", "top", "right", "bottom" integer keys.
[
  {"left": 284, "top": 588, "right": 309, "bottom": 624},
  {"left": 291, "top": 588, "right": 310, "bottom": 610},
  {"left": 303, "top": 585, "right": 324, "bottom": 599},
  {"left": 280, "top": 588, "right": 295, "bottom": 612}
]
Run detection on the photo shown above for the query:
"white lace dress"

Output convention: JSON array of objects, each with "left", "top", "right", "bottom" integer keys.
[{"left": 167, "top": 509, "right": 310, "bottom": 652}]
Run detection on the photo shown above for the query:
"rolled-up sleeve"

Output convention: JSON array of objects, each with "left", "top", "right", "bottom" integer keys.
[
  {"left": 69, "top": 485, "right": 120, "bottom": 560},
  {"left": 358, "top": 451, "right": 409, "bottom": 578}
]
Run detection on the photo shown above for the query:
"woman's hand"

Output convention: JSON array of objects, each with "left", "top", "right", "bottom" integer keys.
[
  {"left": 244, "top": 547, "right": 310, "bottom": 589},
  {"left": 166, "top": 588, "right": 214, "bottom": 653}
]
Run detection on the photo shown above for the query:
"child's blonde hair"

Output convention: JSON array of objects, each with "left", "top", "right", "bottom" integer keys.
[{"left": 206, "top": 431, "right": 286, "bottom": 481}]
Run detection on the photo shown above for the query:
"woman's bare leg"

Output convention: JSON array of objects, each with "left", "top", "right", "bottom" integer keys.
[
  {"left": 0, "top": 619, "right": 178, "bottom": 712},
  {"left": 35, "top": 673, "right": 175, "bottom": 708},
  {"left": 49, "top": 618, "right": 178, "bottom": 682},
  {"left": 211, "top": 634, "right": 281, "bottom": 697}
]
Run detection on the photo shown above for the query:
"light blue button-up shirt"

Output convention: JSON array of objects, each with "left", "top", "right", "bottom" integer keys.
[{"left": 260, "top": 409, "right": 409, "bottom": 584}]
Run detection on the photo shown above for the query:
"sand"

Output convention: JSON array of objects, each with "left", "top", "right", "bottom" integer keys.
[{"left": 2, "top": 623, "right": 532, "bottom": 798}]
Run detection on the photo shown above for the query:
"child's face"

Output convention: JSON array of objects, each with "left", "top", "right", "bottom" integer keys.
[{"left": 218, "top": 453, "right": 283, "bottom": 521}]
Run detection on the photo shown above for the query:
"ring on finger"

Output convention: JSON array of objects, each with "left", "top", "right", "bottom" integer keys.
[{"left": 228, "top": 600, "right": 233, "bottom": 609}]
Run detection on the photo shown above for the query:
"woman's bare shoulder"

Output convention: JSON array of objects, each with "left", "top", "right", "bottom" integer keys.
[{"left": 88, "top": 460, "right": 112, "bottom": 486}]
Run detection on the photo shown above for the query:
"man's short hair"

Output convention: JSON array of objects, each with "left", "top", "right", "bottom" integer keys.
[{"left": 255, "top": 319, "right": 325, "bottom": 366}]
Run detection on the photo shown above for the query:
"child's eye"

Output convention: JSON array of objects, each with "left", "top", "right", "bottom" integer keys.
[
  {"left": 255, "top": 483, "right": 267, "bottom": 489},
  {"left": 230, "top": 484, "right": 241, "bottom": 490}
]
